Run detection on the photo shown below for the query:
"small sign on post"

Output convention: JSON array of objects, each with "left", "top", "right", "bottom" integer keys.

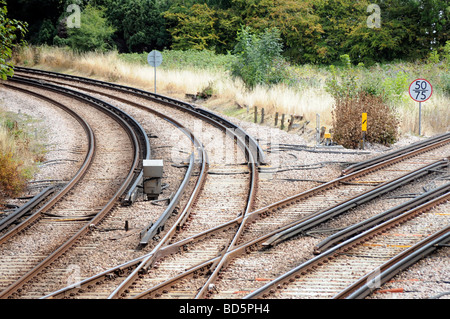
[
  {"left": 409, "top": 79, "right": 433, "bottom": 136},
  {"left": 361, "top": 113, "right": 367, "bottom": 149},
  {"left": 362, "top": 113, "right": 367, "bottom": 132},
  {"left": 147, "top": 50, "right": 163, "bottom": 93}
]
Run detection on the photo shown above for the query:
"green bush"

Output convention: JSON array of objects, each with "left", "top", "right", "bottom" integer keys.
[
  {"left": 0, "top": 0, "right": 27, "bottom": 80},
  {"left": 230, "top": 27, "right": 288, "bottom": 89},
  {"left": 441, "top": 72, "right": 450, "bottom": 96},
  {"left": 0, "top": 109, "right": 46, "bottom": 199},
  {"left": 66, "top": 4, "right": 115, "bottom": 53},
  {"left": 119, "top": 49, "right": 235, "bottom": 72}
]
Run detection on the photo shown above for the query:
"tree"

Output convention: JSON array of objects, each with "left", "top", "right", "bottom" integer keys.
[
  {"left": 164, "top": 3, "right": 220, "bottom": 50},
  {"left": 0, "top": 0, "right": 27, "bottom": 80},
  {"left": 230, "top": 27, "right": 286, "bottom": 89},
  {"left": 6, "top": 0, "right": 62, "bottom": 45},
  {"left": 37, "top": 19, "right": 57, "bottom": 45},
  {"left": 66, "top": 4, "right": 115, "bottom": 52},
  {"left": 101, "top": 0, "right": 171, "bottom": 53}
]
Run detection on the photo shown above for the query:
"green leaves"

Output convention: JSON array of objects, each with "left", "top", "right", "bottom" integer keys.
[
  {"left": 66, "top": 4, "right": 115, "bottom": 53},
  {"left": 0, "top": 0, "right": 28, "bottom": 80},
  {"left": 230, "top": 27, "right": 286, "bottom": 89},
  {"left": 164, "top": 3, "right": 220, "bottom": 51}
]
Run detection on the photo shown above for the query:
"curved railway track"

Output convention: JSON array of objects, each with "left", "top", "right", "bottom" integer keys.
[
  {"left": 245, "top": 187, "right": 449, "bottom": 299},
  {"left": 2, "top": 67, "right": 449, "bottom": 300},
  {"left": 0, "top": 77, "right": 148, "bottom": 298},
  {"left": 46, "top": 134, "right": 449, "bottom": 299},
  {"left": 3, "top": 68, "right": 260, "bottom": 299}
]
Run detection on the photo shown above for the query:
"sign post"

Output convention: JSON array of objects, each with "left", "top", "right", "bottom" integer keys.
[
  {"left": 147, "top": 50, "right": 163, "bottom": 93},
  {"left": 361, "top": 112, "right": 367, "bottom": 149},
  {"left": 409, "top": 79, "right": 433, "bottom": 136}
]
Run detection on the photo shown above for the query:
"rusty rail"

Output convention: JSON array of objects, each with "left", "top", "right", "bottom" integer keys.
[
  {"left": 0, "top": 76, "right": 146, "bottom": 299},
  {"left": 244, "top": 187, "right": 449, "bottom": 299}
]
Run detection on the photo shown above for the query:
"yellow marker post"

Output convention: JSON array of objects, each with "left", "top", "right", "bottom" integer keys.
[
  {"left": 362, "top": 113, "right": 367, "bottom": 149},
  {"left": 362, "top": 113, "right": 367, "bottom": 132}
]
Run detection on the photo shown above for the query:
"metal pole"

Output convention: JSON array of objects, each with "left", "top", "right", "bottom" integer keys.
[
  {"left": 154, "top": 66, "right": 157, "bottom": 94},
  {"left": 418, "top": 102, "right": 422, "bottom": 136}
]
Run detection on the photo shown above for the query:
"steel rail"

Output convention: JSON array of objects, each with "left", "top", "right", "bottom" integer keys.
[
  {"left": 0, "top": 185, "right": 57, "bottom": 233},
  {"left": 13, "top": 70, "right": 260, "bottom": 247},
  {"left": 19, "top": 75, "right": 208, "bottom": 247},
  {"left": 10, "top": 75, "right": 151, "bottom": 205},
  {"left": 337, "top": 224, "right": 450, "bottom": 299},
  {"left": 130, "top": 159, "right": 449, "bottom": 299},
  {"left": 192, "top": 134, "right": 450, "bottom": 298},
  {"left": 22, "top": 69, "right": 259, "bottom": 299},
  {"left": 342, "top": 132, "right": 450, "bottom": 175},
  {"left": 0, "top": 77, "right": 145, "bottom": 299},
  {"left": 19, "top": 76, "right": 208, "bottom": 247},
  {"left": 14, "top": 68, "right": 450, "bottom": 299},
  {"left": 128, "top": 160, "right": 450, "bottom": 299},
  {"left": 14, "top": 66, "right": 266, "bottom": 166},
  {"left": 44, "top": 141, "right": 450, "bottom": 299},
  {"left": 314, "top": 181, "right": 450, "bottom": 254},
  {"left": 107, "top": 111, "right": 257, "bottom": 300},
  {"left": 244, "top": 188, "right": 449, "bottom": 299},
  {"left": 0, "top": 82, "right": 96, "bottom": 245},
  {"left": 42, "top": 221, "right": 232, "bottom": 299},
  {"left": 261, "top": 159, "right": 449, "bottom": 247}
]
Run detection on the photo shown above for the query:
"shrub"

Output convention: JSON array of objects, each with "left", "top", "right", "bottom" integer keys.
[
  {"left": 0, "top": 109, "right": 46, "bottom": 199},
  {"left": 66, "top": 4, "right": 115, "bottom": 53},
  {"left": 230, "top": 27, "right": 288, "bottom": 89},
  {"left": 332, "top": 92, "right": 399, "bottom": 149},
  {"left": 0, "top": 151, "right": 27, "bottom": 197}
]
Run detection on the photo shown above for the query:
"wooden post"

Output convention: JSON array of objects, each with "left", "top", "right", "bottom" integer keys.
[
  {"left": 261, "top": 108, "right": 265, "bottom": 124},
  {"left": 274, "top": 112, "right": 279, "bottom": 126},
  {"left": 254, "top": 106, "right": 258, "bottom": 123},
  {"left": 281, "top": 114, "right": 285, "bottom": 130},
  {"left": 287, "top": 115, "right": 294, "bottom": 131}
]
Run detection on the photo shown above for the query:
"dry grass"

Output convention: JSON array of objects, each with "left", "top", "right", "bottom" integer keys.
[
  {"left": 396, "top": 93, "right": 449, "bottom": 136},
  {"left": 13, "top": 46, "right": 449, "bottom": 138},
  {"left": 14, "top": 46, "right": 336, "bottom": 128},
  {"left": 0, "top": 106, "right": 45, "bottom": 198}
]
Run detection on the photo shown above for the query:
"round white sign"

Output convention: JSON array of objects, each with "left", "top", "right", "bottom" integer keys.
[
  {"left": 409, "top": 79, "right": 433, "bottom": 102},
  {"left": 147, "top": 50, "right": 163, "bottom": 67}
]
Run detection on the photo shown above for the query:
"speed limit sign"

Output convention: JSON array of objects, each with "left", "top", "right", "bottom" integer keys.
[
  {"left": 409, "top": 79, "right": 433, "bottom": 102},
  {"left": 409, "top": 79, "right": 432, "bottom": 136}
]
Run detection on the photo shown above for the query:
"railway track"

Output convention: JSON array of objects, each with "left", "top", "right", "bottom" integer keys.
[
  {"left": 3, "top": 68, "right": 260, "bottom": 299},
  {"left": 245, "top": 185, "right": 449, "bottom": 299},
  {"left": 3, "top": 67, "right": 449, "bottom": 300},
  {"left": 45, "top": 134, "right": 449, "bottom": 298},
  {"left": 0, "top": 77, "right": 149, "bottom": 298}
]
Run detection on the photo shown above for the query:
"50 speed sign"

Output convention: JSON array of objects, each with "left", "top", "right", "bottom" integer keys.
[{"left": 409, "top": 79, "right": 433, "bottom": 102}]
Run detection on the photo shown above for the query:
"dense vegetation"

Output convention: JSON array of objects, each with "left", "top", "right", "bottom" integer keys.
[
  {"left": 7, "top": 0, "right": 450, "bottom": 65},
  {"left": 0, "top": 0, "right": 27, "bottom": 79},
  {"left": 2, "top": 0, "right": 450, "bottom": 156},
  {"left": 0, "top": 108, "right": 46, "bottom": 199}
]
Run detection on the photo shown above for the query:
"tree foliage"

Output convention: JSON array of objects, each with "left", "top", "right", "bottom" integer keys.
[
  {"left": 102, "top": 0, "right": 171, "bottom": 53},
  {"left": 6, "top": 0, "right": 450, "bottom": 64},
  {"left": 0, "top": 0, "right": 27, "bottom": 80},
  {"left": 164, "top": 3, "right": 220, "bottom": 51},
  {"left": 65, "top": 4, "right": 115, "bottom": 53},
  {"left": 231, "top": 27, "right": 287, "bottom": 89}
]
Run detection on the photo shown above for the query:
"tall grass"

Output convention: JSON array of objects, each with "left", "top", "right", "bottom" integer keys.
[
  {"left": 0, "top": 107, "right": 46, "bottom": 199},
  {"left": 13, "top": 46, "right": 336, "bottom": 128},
  {"left": 13, "top": 46, "right": 449, "bottom": 137}
]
